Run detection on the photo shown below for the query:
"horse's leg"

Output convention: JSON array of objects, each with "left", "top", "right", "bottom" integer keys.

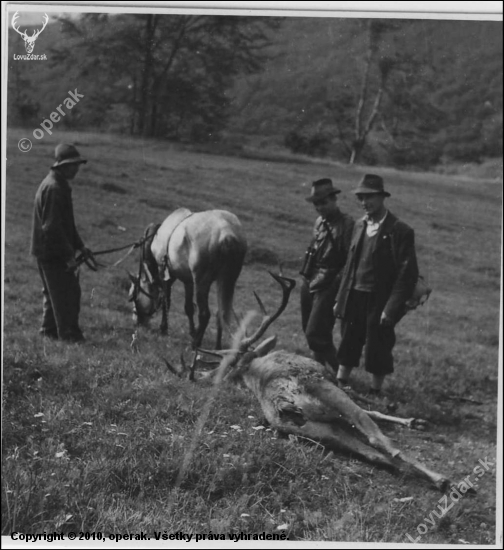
[
  {"left": 160, "top": 280, "right": 173, "bottom": 335},
  {"left": 215, "top": 312, "right": 223, "bottom": 350},
  {"left": 194, "top": 281, "right": 211, "bottom": 349},
  {"left": 183, "top": 281, "right": 196, "bottom": 343}
]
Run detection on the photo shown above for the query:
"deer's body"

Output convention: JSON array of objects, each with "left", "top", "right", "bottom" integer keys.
[
  {"left": 240, "top": 350, "right": 449, "bottom": 486},
  {"left": 190, "top": 275, "right": 450, "bottom": 491}
]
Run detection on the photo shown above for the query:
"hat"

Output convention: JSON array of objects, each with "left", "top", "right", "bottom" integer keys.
[
  {"left": 305, "top": 178, "right": 341, "bottom": 203},
  {"left": 353, "top": 174, "right": 390, "bottom": 197},
  {"left": 52, "top": 144, "right": 87, "bottom": 168}
]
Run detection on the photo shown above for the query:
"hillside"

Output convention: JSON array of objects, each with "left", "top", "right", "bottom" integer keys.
[
  {"left": 228, "top": 17, "right": 503, "bottom": 165},
  {"left": 2, "top": 128, "right": 500, "bottom": 542},
  {"left": 7, "top": 13, "right": 503, "bottom": 168}
]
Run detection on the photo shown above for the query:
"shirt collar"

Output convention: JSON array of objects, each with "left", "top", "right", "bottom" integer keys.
[
  {"left": 364, "top": 210, "right": 388, "bottom": 237},
  {"left": 365, "top": 210, "right": 388, "bottom": 226},
  {"left": 50, "top": 168, "right": 70, "bottom": 188},
  {"left": 322, "top": 208, "right": 342, "bottom": 224}
]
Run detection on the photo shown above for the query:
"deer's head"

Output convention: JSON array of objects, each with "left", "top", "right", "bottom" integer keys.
[
  {"left": 12, "top": 12, "right": 49, "bottom": 54},
  {"left": 165, "top": 272, "right": 296, "bottom": 381}
]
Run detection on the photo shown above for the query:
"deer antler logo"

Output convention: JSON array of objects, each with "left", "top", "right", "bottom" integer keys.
[{"left": 12, "top": 12, "right": 49, "bottom": 54}]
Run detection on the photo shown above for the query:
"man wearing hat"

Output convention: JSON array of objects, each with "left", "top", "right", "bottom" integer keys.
[
  {"left": 30, "top": 143, "right": 92, "bottom": 342},
  {"left": 334, "top": 174, "right": 419, "bottom": 395},
  {"left": 300, "top": 178, "right": 355, "bottom": 380}
]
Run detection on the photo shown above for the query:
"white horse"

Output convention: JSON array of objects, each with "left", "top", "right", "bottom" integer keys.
[{"left": 129, "top": 208, "right": 247, "bottom": 349}]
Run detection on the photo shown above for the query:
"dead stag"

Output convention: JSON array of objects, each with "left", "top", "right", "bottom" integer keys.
[{"left": 168, "top": 272, "right": 451, "bottom": 491}]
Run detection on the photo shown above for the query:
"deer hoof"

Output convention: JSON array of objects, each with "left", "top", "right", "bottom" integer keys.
[
  {"left": 386, "top": 401, "right": 398, "bottom": 413},
  {"left": 412, "top": 418, "right": 428, "bottom": 430},
  {"left": 438, "top": 477, "right": 451, "bottom": 493}
]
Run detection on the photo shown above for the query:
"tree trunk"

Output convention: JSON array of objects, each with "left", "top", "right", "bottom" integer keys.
[
  {"left": 349, "top": 139, "right": 365, "bottom": 164},
  {"left": 138, "top": 15, "right": 157, "bottom": 137}
]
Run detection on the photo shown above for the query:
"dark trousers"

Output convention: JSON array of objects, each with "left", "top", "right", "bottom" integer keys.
[
  {"left": 300, "top": 277, "right": 339, "bottom": 369},
  {"left": 37, "top": 260, "right": 83, "bottom": 341},
  {"left": 337, "top": 289, "right": 395, "bottom": 376}
]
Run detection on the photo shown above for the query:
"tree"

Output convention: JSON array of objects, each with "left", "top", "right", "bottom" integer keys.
[
  {"left": 53, "top": 14, "right": 280, "bottom": 140},
  {"left": 7, "top": 36, "right": 40, "bottom": 127},
  {"left": 325, "top": 19, "right": 444, "bottom": 165}
]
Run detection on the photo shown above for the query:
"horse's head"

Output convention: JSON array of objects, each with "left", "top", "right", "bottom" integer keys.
[{"left": 128, "top": 265, "right": 161, "bottom": 325}]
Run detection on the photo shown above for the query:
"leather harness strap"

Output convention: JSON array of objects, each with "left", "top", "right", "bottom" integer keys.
[{"left": 162, "top": 211, "right": 194, "bottom": 279}]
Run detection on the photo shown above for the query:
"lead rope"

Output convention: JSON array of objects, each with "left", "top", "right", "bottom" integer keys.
[{"left": 75, "top": 233, "right": 155, "bottom": 270}]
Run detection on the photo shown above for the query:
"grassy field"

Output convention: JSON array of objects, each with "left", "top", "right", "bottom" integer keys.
[{"left": 2, "top": 128, "right": 501, "bottom": 544}]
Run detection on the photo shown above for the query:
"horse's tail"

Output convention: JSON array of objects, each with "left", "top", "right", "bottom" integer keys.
[{"left": 216, "top": 234, "right": 247, "bottom": 327}]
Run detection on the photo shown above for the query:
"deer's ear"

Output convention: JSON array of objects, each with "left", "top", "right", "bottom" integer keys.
[{"left": 253, "top": 335, "right": 277, "bottom": 357}]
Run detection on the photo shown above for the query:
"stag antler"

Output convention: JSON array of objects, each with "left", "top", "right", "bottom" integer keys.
[
  {"left": 12, "top": 12, "right": 49, "bottom": 53},
  {"left": 183, "top": 272, "right": 295, "bottom": 381},
  {"left": 239, "top": 271, "right": 295, "bottom": 351},
  {"left": 33, "top": 13, "right": 49, "bottom": 38},
  {"left": 12, "top": 12, "right": 49, "bottom": 39}
]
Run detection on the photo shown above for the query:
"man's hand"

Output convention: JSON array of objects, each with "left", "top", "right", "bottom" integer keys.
[
  {"left": 66, "top": 257, "right": 78, "bottom": 272},
  {"left": 79, "top": 246, "right": 93, "bottom": 260},
  {"left": 380, "top": 311, "right": 394, "bottom": 327},
  {"left": 77, "top": 246, "right": 99, "bottom": 271}
]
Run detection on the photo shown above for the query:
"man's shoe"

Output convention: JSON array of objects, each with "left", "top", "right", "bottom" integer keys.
[
  {"left": 39, "top": 330, "right": 58, "bottom": 340},
  {"left": 336, "top": 379, "right": 352, "bottom": 392},
  {"left": 364, "top": 389, "right": 397, "bottom": 410},
  {"left": 322, "top": 366, "right": 339, "bottom": 384},
  {"left": 61, "top": 333, "right": 85, "bottom": 343}
]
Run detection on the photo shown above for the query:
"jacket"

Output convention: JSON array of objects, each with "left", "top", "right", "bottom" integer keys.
[
  {"left": 334, "top": 211, "right": 418, "bottom": 324},
  {"left": 30, "top": 170, "right": 84, "bottom": 262},
  {"left": 303, "top": 210, "right": 354, "bottom": 292}
]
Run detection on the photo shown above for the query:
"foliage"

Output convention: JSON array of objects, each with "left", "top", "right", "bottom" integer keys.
[
  {"left": 49, "top": 13, "right": 280, "bottom": 141},
  {"left": 7, "top": 14, "right": 502, "bottom": 168},
  {"left": 284, "top": 128, "right": 332, "bottom": 157},
  {"left": 231, "top": 17, "right": 502, "bottom": 168}
]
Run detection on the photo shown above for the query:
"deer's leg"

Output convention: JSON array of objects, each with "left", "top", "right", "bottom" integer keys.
[
  {"left": 286, "top": 421, "right": 396, "bottom": 470},
  {"left": 160, "top": 280, "right": 173, "bottom": 335},
  {"left": 393, "top": 451, "right": 450, "bottom": 492},
  {"left": 308, "top": 381, "right": 399, "bottom": 454},
  {"left": 311, "top": 382, "right": 449, "bottom": 490},
  {"left": 365, "top": 410, "right": 426, "bottom": 430}
]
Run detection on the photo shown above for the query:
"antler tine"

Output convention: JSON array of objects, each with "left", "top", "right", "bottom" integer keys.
[
  {"left": 253, "top": 290, "right": 268, "bottom": 315},
  {"left": 195, "top": 348, "right": 225, "bottom": 358},
  {"left": 239, "top": 271, "right": 296, "bottom": 350},
  {"left": 267, "top": 270, "right": 296, "bottom": 288},
  {"left": 12, "top": 12, "right": 25, "bottom": 36},
  {"left": 231, "top": 309, "right": 249, "bottom": 337},
  {"left": 277, "top": 259, "right": 284, "bottom": 277},
  {"left": 164, "top": 358, "right": 181, "bottom": 378},
  {"left": 232, "top": 309, "right": 240, "bottom": 325},
  {"left": 33, "top": 13, "right": 49, "bottom": 37}
]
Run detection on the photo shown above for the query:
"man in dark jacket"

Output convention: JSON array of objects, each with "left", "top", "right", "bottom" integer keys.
[
  {"left": 333, "top": 174, "right": 418, "bottom": 395},
  {"left": 300, "top": 178, "right": 354, "bottom": 379},
  {"left": 30, "top": 143, "right": 92, "bottom": 342}
]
